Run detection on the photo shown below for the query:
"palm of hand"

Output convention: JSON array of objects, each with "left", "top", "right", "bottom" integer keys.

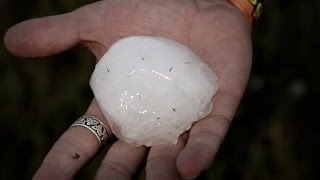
[{"left": 5, "top": 0, "right": 252, "bottom": 179}]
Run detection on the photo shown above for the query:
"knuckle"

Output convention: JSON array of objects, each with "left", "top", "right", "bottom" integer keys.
[
  {"left": 195, "top": 115, "right": 231, "bottom": 142},
  {"left": 99, "top": 160, "right": 133, "bottom": 177}
]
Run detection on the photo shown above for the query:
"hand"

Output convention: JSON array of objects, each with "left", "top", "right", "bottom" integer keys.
[{"left": 4, "top": 0, "right": 252, "bottom": 179}]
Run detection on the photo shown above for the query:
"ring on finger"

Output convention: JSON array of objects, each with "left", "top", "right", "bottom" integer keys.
[{"left": 70, "top": 115, "right": 111, "bottom": 150}]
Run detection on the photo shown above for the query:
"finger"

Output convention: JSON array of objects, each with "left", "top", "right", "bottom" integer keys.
[
  {"left": 95, "top": 141, "right": 148, "bottom": 180},
  {"left": 146, "top": 132, "right": 189, "bottom": 180},
  {"left": 177, "top": 91, "right": 240, "bottom": 179},
  {"left": 33, "top": 99, "right": 113, "bottom": 180},
  {"left": 4, "top": 12, "right": 80, "bottom": 58},
  {"left": 4, "top": 0, "right": 111, "bottom": 58}
]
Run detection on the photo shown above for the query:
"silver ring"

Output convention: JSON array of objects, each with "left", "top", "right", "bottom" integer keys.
[{"left": 70, "top": 115, "right": 110, "bottom": 149}]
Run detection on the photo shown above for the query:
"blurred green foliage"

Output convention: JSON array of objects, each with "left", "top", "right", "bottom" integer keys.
[{"left": 1, "top": 0, "right": 319, "bottom": 179}]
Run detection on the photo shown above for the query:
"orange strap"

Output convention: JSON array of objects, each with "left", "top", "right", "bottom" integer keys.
[{"left": 229, "top": 0, "right": 263, "bottom": 26}]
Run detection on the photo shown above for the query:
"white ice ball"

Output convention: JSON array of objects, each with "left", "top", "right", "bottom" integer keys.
[{"left": 90, "top": 36, "right": 218, "bottom": 147}]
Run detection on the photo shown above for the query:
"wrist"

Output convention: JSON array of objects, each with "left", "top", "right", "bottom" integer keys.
[{"left": 228, "top": 0, "right": 263, "bottom": 26}]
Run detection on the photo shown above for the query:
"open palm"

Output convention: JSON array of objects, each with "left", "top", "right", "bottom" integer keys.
[{"left": 5, "top": 0, "right": 252, "bottom": 179}]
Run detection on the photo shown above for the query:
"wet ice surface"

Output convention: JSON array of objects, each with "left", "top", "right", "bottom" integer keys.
[{"left": 90, "top": 36, "right": 218, "bottom": 147}]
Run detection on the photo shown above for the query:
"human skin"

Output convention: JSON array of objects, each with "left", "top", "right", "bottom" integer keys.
[{"left": 4, "top": 0, "right": 252, "bottom": 179}]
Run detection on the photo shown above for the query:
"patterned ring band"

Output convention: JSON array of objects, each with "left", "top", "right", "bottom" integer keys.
[{"left": 70, "top": 115, "right": 111, "bottom": 149}]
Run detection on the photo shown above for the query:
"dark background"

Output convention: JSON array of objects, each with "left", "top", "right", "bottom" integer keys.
[{"left": 1, "top": 0, "right": 319, "bottom": 179}]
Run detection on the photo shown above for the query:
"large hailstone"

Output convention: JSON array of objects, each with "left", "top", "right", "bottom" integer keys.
[{"left": 90, "top": 36, "right": 218, "bottom": 147}]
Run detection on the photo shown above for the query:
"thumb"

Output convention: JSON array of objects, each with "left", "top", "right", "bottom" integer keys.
[{"left": 4, "top": 12, "right": 80, "bottom": 58}]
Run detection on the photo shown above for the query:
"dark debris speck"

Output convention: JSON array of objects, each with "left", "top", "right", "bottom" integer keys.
[{"left": 72, "top": 153, "right": 80, "bottom": 159}]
